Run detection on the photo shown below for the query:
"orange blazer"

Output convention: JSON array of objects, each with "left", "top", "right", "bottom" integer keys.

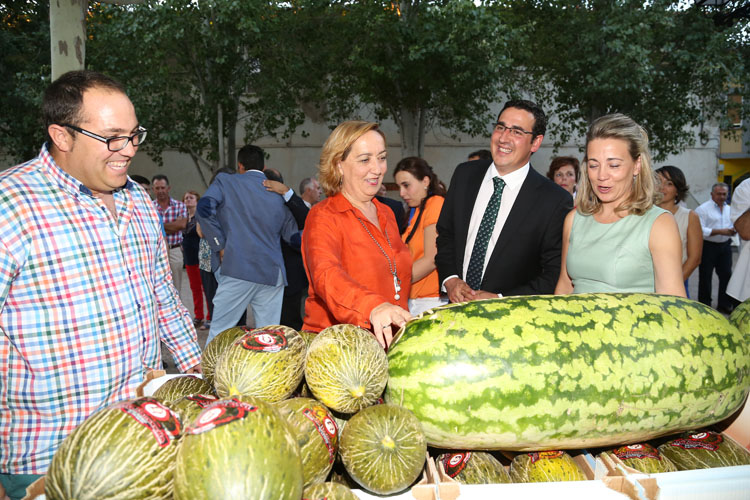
[{"left": 301, "top": 193, "right": 411, "bottom": 333}]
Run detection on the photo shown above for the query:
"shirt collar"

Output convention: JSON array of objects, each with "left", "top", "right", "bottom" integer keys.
[
  {"left": 485, "top": 162, "right": 530, "bottom": 190},
  {"left": 40, "top": 142, "right": 134, "bottom": 198}
]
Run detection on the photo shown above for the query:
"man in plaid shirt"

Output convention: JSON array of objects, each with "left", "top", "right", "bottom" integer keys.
[
  {"left": 152, "top": 174, "right": 188, "bottom": 293},
  {"left": 0, "top": 70, "right": 202, "bottom": 499}
]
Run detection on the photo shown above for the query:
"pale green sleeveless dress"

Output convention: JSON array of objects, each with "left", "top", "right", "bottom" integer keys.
[{"left": 566, "top": 205, "right": 668, "bottom": 293}]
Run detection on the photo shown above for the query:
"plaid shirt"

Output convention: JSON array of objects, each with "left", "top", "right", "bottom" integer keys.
[
  {"left": 0, "top": 145, "right": 202, "bottom": 474},
  {"left": 153, "top": 197, "right": 187, "bottom": 247}
]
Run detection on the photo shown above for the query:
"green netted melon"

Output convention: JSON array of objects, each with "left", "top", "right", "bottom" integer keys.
[
  {"left": 152, "top": 375, "right": 215, "bottom": 403},
  {"left": 275, "top": 397, "right": 340, "bottom": 487},
  {"left": 201, "top": 326, "right": 254, "bottom": 387},
  {"left": 436, "top": 451, "right": 511, "bottom": 484},
  {"left": 302, "top": 481, "right": 358, "bottom": 500},
  {"left": 305, "top": 324, "right": 388, "bottom": 413},
  {"left": 214, "top": 325, "right": 306, "bottom": 402},
  {"left": 729, "top": 299, "right": 750, "bottom": 335},
  {"left": 45, "top": 397, "right": 182, "bottom": 499},
  {"left": 658, "top": 430, "right": 750, "bottom": 470},
  {"left": 601, "top": 443, "right": 677, "bottom": 473},
  {"left": 339, "top": 403, "right": 426, "bottom": 495},
  {"left": 174, "top": 395, "right": 303, "bottom": 500},
  {"left": 168, "top": 394, "right": 220, "bottom": 424},
  {"left": 509, "top": 451, "right": 587, "bottom": 483}
]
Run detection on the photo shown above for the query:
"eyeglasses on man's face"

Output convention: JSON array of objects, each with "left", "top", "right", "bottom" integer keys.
[
  {"left": 61, "top": 123, "right": 147, "bottom": 152},
  {"left": 493, "top": 122, "right": 534, "bottom": 139}
]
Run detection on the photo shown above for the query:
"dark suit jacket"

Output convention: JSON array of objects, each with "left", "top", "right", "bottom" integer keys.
[
  {"left": 282, "top": 192, "right": 309, "bottom": 295},
  {"left": 435, "top": 160, "right": 572, "bottom": 296},
  {"left": 376, "top": 195, "right": 407, "bottom": 234}
]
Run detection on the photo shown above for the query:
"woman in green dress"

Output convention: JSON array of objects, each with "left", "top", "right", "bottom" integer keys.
[{"left": 555, "top": 114, "right": 685, "bottom": 296}]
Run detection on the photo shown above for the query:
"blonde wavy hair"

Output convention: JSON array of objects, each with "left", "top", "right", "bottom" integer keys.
[
  {"left": 576, "top": 113, "right": 655, "bottom": 216},
  {"left": 318, "top": 121, "right": 386, "bottom": 197}
]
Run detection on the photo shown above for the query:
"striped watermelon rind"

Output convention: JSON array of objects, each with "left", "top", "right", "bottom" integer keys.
[
  {"left": 386, "top": 294, "right": 750, "bottom": 450},
  {"left": 45, "top": 397, "right": 181, "bottom": 499}
]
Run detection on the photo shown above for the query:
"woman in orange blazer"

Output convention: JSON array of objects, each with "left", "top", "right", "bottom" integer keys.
[{"left": 301, "top": 121, "right": 412, "bottom": 348}]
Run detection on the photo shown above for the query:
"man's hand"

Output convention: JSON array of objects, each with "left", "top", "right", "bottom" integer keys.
[
  {"left": 472, "top": 290, "right": 501, "bottom": 300},
  {"left": 444, "top": 277, "right": 475, "bottom": 303},
  {"left": 263, "top": 179, "right": 290, "bottom": 196},
  {"left": 186, "top": 363, "right": 202, "bottom": 374},
  {"left": 369, "top": 302, "right": 412, "bottom": 349}
]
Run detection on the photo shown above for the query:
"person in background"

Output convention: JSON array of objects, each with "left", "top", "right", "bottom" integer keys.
[
  {"left": 467, "top": 149, "right": 492, "bottom": 161},
  {"left": 197, "top": 145, "right": 299, "bottom": 343},
  {"left": 555, "top": 113, "right": 685, "bottom": 296},
  {"left": 0, "top": 70, "right": 201, "bottom": 499},
  {"left": 394, "top": 157, "right": 448, "bottom": 315},
  {"left": 436, "top": 100, "right": 572, "bottom": 302},
  {"left": 547, "top": 156, "right": 579, "bottom": 197},
  {"left": 183, "top": 190, "right": 208, "bottom": 329},
  {"left": 695, "top": 182, "right": 736, "bottom": 313},
  {"left": 376, "top": 183, "right": 407, "bottom": 234},
  {"left": 655, "top": 166, "right": 702, "bottom": 296},
  {"left": 299, "top": 177, "right": 322, "bottom": 208},
  {"left": 152, "top": 174, "right": 187, "bottom": 292},
  {"left": 130, "top": 174, "right": 150, "bottom": 193},
  {"left": 302, "top": 121, "right": 412, "bottom": 348}
]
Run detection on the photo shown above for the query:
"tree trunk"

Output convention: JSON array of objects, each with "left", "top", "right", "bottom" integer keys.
[
  {"left": 399, "top": 106, "right": 425, "bottom": 158},
  {"left": 217, "top": 103, "right": 225, "bottom": 171},
  {"left": 50, "top": 0, "right": 87, "bottom": 80},
  {"left": 226, "top": 118, "right": 237, "bottom": 170}
]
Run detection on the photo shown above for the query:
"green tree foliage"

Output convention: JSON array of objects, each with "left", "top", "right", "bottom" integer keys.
[
  {"left": 498, "top": 0, "right": 750, "bottom": 160},
  {"left": 87, "top": 0, "right": 307, "bottom": 182},
  {"left": 0, "top": 0, "right": 50, "bottom": 163},
  {"left": 302, "top": 0, "right": 522, "bottom": 157}
]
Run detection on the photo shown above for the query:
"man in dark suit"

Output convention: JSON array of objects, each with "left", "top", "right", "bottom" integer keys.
[{"left": 435, "top": 100, "right": 572, "bottom": 302}]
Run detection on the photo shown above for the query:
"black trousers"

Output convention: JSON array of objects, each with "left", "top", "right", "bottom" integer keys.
[{"left": 698, "top": 240, "right": 733, "bottom": 309}]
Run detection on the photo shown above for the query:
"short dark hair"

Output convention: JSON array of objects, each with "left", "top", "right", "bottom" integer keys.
[
  {"left": 547, "top": 156, "right": 580, "bottom": 183},
  {"left": 42, "top": 70, "right": 127, "bottom": 144},
  {"left": 468, "top": 149, "right": 492, "bottom": 161},
  {"left": 130, "top": 174, "right": 150, "bottom": 186},
  {"left": 499, "top": 99, "right": 547, "bottom": 138},
  {"left": 151, "top": 174, "right": 169, "bottom": 185},
  {"left": 264, "top": 168, "right": 283, "bottom": 183},
  {"left": 655, "top": 165, "right": 689, "bottom": 203},
  {"left": 237, "top": 144, "right": 265, "bottom": 171}
]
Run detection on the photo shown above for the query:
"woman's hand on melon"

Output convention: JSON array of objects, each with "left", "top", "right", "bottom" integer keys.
[{"left": 369, "top": 303, "right": 412, "bottom": 349}]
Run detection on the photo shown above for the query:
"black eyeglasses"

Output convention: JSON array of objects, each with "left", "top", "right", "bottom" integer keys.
[
  {"left": 62, "top": 123, "right": 147, "bottom": 152},
  {"left": 493, "top": 122, "right": 534, "bottom": 139}
]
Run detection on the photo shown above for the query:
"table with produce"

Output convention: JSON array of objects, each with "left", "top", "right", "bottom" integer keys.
[{"left": 36, "top": 293, "right": 750, "bottom": 499}]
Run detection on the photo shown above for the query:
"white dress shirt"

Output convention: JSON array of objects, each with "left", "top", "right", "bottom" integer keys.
[{"left": 695, "top": 199, "right": 732, "bottom": 243}]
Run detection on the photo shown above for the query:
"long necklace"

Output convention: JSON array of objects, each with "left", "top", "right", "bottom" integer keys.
[{"left": 356, "top": 217, "right": 401, "bottom": 301}]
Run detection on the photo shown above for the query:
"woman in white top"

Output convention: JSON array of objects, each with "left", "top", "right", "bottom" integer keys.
[{"left": 656, "top": 166, "right": 702, "bottom": 296}]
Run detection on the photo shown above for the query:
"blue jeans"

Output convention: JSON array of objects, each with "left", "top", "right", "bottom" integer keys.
[{"left": 206, "top": 267, "right": 284, "bottom": 344}]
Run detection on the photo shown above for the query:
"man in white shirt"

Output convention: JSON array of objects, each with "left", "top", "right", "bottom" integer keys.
[{"left": 695, "top": 182, "right": 736, "bottom": 313}]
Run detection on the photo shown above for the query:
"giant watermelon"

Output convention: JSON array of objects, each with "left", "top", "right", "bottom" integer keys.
[
  {"left": 386, "top": 294, "right": 750, "bottom": 450},
  {"left": 45, "top": 397, "right": 182, "bottom": 499}
]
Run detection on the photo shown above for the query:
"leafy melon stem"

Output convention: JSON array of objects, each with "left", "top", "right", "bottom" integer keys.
[{"left": 381, "top": 435, "right": 396, "bottom": 449}]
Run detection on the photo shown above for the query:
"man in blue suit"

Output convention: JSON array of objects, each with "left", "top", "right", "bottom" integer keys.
[{"left": 197, "top": 145, "right": 299, "bottom": 343}]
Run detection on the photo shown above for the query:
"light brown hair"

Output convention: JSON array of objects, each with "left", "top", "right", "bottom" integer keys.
[{"left": 318, "top": 121, "right": 386, "bottom": 197}]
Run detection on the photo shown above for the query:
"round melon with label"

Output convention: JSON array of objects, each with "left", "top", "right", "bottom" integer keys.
[
  {"left": 168, "top": 394, "right": 220, "bottom": 424},
  {"left": 45, "top": 397, "right": 182, "bottom": 500},
  {"left": 436, "top": 451, "right": 511, "bottom": 484},
  {"left": 658, "top": 430, "right": 750, "bottom": 469},
  {"left": 304, "top": 324, "right": 388, "bottom": 413},
  {"left": 509, "top": 451, "right": 587, "bottom": 482},
  {"left": 202, "top": 326, "right": 255, "bottom": 387},
  {"left": 152, "top": 375, "right": 215, "bottom": 404},
  {"left": 214, "top": 325, "right": 306, "bottom": 402},
  {"left": 339, "top": 403, "right": 426, "bottom": 495},
  {"left": 302, "top": 481, "right": 359, "bottom": 500},
  {"left": 174, "top": 395, "right": 303, "bottom": 500},
  {"left": 602, "top": 443, "right": 677, "bottom": 473},
  {"left": 275, "top": 397, "right": 340, "bottom": 487}
]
